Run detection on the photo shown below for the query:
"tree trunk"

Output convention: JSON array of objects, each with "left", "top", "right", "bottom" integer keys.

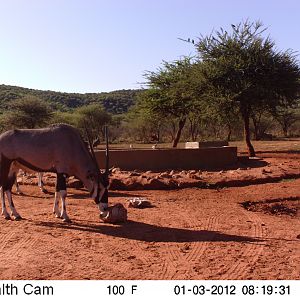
[
  {"left": 189, "top": 119, "right": 197, "bottom": 141},
  {"left": 282, "top": 121, "right": 288, "bottom": 137},
  {"left": 226, "top": 123, "right": 232, "bottom": 142},
  {"left": 172, "top": 118, "right": 186, "bottom": 148},
  {"left": 251, "top": 116, "right": 259, "bottom": 140},
  {"left": 242, "top": 106, "right": 256, "bottom": 157}
]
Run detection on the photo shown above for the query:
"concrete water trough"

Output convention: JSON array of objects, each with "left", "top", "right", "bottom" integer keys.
[{"left": 95, "top": 146, "right": 237, "bottom": 171}]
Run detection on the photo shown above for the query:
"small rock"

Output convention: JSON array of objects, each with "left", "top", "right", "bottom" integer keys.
[
  {"left": 111, "top": 167, "right": 121, "bottom": 173},
  {"left": 188, "top": 170, "right": 197, "bottom": 175},
  {"left": 127, "top": 255, "right": 136, "bottom": 260},
  {"left": 67, "top": 179, "right": 83, "bottom": 189},
  {"left": 189, "top": 174, "right": 201, "bottom": 180},
  {"left": 172, "top": 174, "right": 181, "bottom": 179},
  {"left": 159, "top": 172, "right": 172, "bottom": 179},
  {"left": 129, "top": 172, "right": 141, "bottom": 176}
]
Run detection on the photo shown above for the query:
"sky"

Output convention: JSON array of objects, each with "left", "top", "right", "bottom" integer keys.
[{"left": 0, "top": 0, "right": 299, "bottom": 93}]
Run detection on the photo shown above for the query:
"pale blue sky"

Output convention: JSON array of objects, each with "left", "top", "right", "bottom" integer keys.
[{"left": 0, "top": 0, "right": 299, "bottom": 93}]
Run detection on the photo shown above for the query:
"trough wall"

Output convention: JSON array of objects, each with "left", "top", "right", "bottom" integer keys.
[{"left": 95, "top": 147, "right": 237, "bottom": 171}]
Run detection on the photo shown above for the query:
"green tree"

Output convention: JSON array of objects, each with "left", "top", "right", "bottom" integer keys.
[
  {"left": 195, "top": 20, "right": 300, "bottom": 156},
  {"left": 250, "top": 106, "right": 274, "bottom": 140},
  {"left": 75, "top": 103, "right": 112, "bottom": 143},
  {"left": 1, "top": 96, "right": 53, "bottom": 129},
  {"left": 125, "top": 105, "right": 163, "bottom": 143},
  {"left": 143, "top": 57, "right": 203, "bottom": 147},
  {"left": 271, "top": 103, "right": 300, "bottom": 137},
  {"left": 51, "top": 111, "right": 79, "bottom": 127}
]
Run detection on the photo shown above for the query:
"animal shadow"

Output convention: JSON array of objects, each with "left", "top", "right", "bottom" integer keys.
[{"left": 36, "top": 219, "right": 262, "bottom": 244}]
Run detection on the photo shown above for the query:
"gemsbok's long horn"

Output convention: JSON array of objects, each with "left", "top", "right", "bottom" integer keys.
[
  {"left": 84, "top": 127, "right": 100, "bottom": 174},
  {"left": 104, "top": 125, "right": 109, "bottom": 177}
]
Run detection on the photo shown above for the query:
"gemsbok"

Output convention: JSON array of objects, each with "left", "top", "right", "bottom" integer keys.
[
  {"left": 0, "top": 123, "right": 109, "bottom": 222},
  {"left": 10, "top": 161, "right": 45, "bottom": 194}
]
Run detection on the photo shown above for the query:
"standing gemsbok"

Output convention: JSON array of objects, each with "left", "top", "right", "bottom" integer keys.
[
  {"left": 10, "top": 161, "right": 45, "bottom": 194},
  {"left": 0, "top": 123, "right": 109, "bottom": 222}
]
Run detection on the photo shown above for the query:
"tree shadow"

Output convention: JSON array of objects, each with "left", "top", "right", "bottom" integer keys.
[
  {"left": 35, "top": 219, "right": 263, "bottom": 244},
  {"left": 236, "top": 156, "right": 269, "bottom": 168}
]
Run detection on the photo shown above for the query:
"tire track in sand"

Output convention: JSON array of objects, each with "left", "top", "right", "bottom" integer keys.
[
  {"left": 219, "top": 211, "right": 267, "bottom": 280},
  {"left": 185, "top": 216, "right": 219, "bottom": 263},
  {"left": 0, "top": 222, "right": 38, "bottom": 264},
  {"left": 164, "top": 212, "right": 219, "bottom": 279},
  {"left": 10, "top": 236, "right": 38, "bottom": 258},
  {"left": 0, "top": 231, "right": 17, "bottom": 252}
]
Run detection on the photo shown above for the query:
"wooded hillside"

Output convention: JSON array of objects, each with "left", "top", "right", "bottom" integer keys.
[{"left": 0, "top": 84, "right": 140, "bottom": 113}]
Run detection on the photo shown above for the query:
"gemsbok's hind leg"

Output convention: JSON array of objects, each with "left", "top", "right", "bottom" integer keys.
[
  {"left": 1, "top": 188, "right": 11, "bottom": 220},
  {"left": 0, "top": 156, "right": 19, "bottom": 220},
  {"left": 5, "top": 190, "right": 22, "bottom": 220},
  {"left": 15, "top": 178, "right": 21, "bottom": 194},
  {"left": 38, "top": 172, "right": 46, "bottom": 193}
]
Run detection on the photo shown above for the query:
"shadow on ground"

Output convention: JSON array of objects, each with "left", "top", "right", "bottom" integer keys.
[{"left": 34, "top": 219, "right": 263, "bottom": 244}]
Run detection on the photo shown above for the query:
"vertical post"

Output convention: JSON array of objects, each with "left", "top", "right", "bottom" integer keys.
[{"left": 104, "top": 125, "right": 109, "bottom": 174}]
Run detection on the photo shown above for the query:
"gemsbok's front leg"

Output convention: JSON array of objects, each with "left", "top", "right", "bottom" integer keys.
[
  {"left": 56, "top": 173, "right": 70, "bottom": 223},
  {"left": 1, "top": 188, "right": 11, "bottom": 220},
  {"left": 59, "top": 190, "right": 70, "bottom": 222},
  {"left": 53, "top": 191, "right": 61, "bottom": 218}
]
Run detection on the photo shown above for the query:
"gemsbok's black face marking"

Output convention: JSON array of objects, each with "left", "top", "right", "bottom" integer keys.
[
  {"left": 96, "top": 172, "right": 109, "bottom": 205},
  {"left": 87, "top": 170, "right": 108, "bottom": 204},
  {"left": 95, "top": 186, "right": 108, "bottom": 204}
]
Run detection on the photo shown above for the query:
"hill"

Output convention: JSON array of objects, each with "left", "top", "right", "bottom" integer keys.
[{"left": 0, "top": 84, "right": 140, "bottom": 114}]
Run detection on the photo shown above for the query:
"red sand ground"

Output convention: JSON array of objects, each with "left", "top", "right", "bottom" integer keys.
[{"left": 0, "top": 154, "right": 299, "bottom": 280}]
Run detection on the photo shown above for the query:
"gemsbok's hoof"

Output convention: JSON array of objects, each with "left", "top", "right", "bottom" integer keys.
[
  {"left": 62, "top": 218, "right": 71, "bottom": 223},
  {"left": 14, "top": 215, "right": 22, "bottom": 221},
  {"left": 53, "top": 210, "right": 61, "bottom": 218},
  {"left": 4, "top": 215, "right": 11, "bottom": 220},
  {"left": 40, "top": 188, "right": 47, "bottom": 193}
]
